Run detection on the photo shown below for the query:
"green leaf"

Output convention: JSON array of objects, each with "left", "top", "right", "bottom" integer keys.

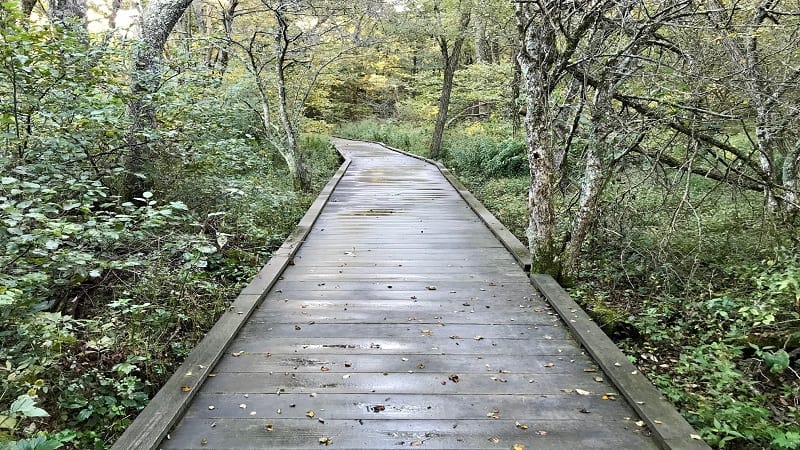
[
  {"left": 763, "top": 350, "right": 790, "bottom": 374},
  {"left": 9, "top": 396, "right": 49, "bottom": 418},
  {"left": 12, "top": 435, "right": 64, "bottom": 450},
  {"left": 0, "top": 415, "right": 17, "bottom": 430}
]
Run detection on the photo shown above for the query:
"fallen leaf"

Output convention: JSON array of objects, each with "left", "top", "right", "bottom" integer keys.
[
  {"left": 265, "top": 423, "right": 273, "bottom": 431},
  {"left": 515, "top": 421, "right": 529, "bottom": 430},
  {"left": 486, "top": 408, "right": 500, "bottom": 419},
  {"left": 449, "top": 373, "right": 459, "bottom": 383},
  {"left": 583, "top": 368, "right": 597, "bottom": 373},
  {"left": 535, "top": 431, "right": 547, "bottom": 436},
  {"left": 690, "top": 434, "right": 703, "bottom": 440},
  {"left": 344, "top": 361, "right": 352, "bottom": 367},
  {"left": 635, "top": 420, "right": 645, "bottom": 427},
  {"left": 578, "top": 408, "right": 590, "bottom": 414},
  {"left": 181, "top": 386, "right": 192, "bottom": 392},
  {"left": 232, "top": 351, "right": 243, "bottom": 357},
  {"left": 208, "top": 405, "right": 215, "bottom": 410},
  {"left": 575, "top": 389, "right": 591, "bottom": 396},
  {"left": 239, "top": 403, "right": 247, "bottom": 409},
  {"left": 513, "top": 444, "right": 524, "bottom": 450},
  {"left": 320, "top": 366, "right": 330, "bottom": 372},
  {"left": 249, "top": 411, "right": 257, "bottom": 416},
  {"left": 306, "top": 410, "right": 316, "bottom": 418},
  {"left": 201, "top": 438, "right": 208, "bottom": 446},
  {"left": 449, "top": 335, "right": 461, "bottom": 339},
  {"left": 488, "top": 437, "right": 500, "bottom": 443},
  {"left": 594, "top": 377, "right": 604, "bottom": 382},
  {"left": 372, "top": 405, "right": 385, "bottom": 412},
  {"left": 561, "top": 388, "right": 573, "bottom": 393},
  {"left": 294, "top": 325, "right": 302, "bottom": 330},
  {"left": 421, "top": 329, "right": 432, "bottom": 336},
  {"left": 342, "top": 374, "right": 350, "bottom": 379},
  {"left": 425, "top": 286, "right": 437, "bottom": 290},
  {"left": 319, "top": 437, "right": 333, "bottom": 445},
  {"left": 473, "top": 335, "right": 484, "bottom": 341},
  {"left": 543, "top": 362, "right": 554, "bottom": 368},
  {"left": 654, "top": 420, "right": 663, "bottom": 424},
  {"left": 410, "top": 441, "right": 423, "bottom": 446},
  {"left": 417, "top": 363, "right": 425, "bottom": 369}
]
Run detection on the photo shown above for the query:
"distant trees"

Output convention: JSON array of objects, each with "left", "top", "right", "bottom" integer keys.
[{"left": 232, "top": 0, "right": 380, "bottom": 191}]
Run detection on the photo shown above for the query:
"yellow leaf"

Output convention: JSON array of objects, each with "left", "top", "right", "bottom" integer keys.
[
  {"left": 180, "top": 385, "right": 192, "bottom": 392},
  {"left": 513, "top": 444, "right": 525, "bottom": 450},
  {"left": 306, "top": 410, "right": 315, "bottom": 418}
]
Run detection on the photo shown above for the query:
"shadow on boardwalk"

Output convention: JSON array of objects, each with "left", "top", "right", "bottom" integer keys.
[{"left": 120, "top": 139, "right": 668, "bottom": 449}]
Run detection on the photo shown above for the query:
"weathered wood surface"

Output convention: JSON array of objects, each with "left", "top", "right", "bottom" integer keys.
[{"left": 154, "top": 139, "right": 661, "bottom": 449}]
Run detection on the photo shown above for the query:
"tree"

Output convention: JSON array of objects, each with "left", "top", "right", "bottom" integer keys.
[
  {"left": 514, "top": 0, "right": 700, "bottom": 278},
  {"left": 427, "top": 0, "right": 471, "bottom": 159},
  {"left": 49, "top": 0, "right": 86, "bottom": 27},
  {"left": 123, "top": 0, "right": 195, "bottom": 200},
  {"left": 233, "top": 0, "right": 380, "bottom": 191}
]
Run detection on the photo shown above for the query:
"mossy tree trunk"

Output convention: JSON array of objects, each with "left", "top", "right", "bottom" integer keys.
[{"left": 123, "top": 0, "right": 194, "bottom": 201}]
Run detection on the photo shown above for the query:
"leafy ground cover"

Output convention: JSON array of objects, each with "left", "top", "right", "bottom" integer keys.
[{"left": 339, "top": 119, "right": 800, "bottom": 450}]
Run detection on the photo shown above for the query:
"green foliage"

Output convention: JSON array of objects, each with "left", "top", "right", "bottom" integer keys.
[
  {"left": 445, "top": 134, "right": 527, "bottom": 178},
  {"left": 1, "top": 2, "right": 339, "bottom": 447},
  {"left": 336, "top": 120, "right": 431, "bottom": 157}
]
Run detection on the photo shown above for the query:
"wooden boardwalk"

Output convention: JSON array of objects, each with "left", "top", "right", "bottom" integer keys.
[{"left": 140, "top": 139, "right": 671, "bottom": 449}]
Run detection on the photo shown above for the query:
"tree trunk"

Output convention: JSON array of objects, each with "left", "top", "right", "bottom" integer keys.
[
  {"left": 474, "top": 13, "right": 490, "bottom": 64},
  {"left": 274, "top": 5, "right": 311, "bottom": 192},
  {"left": 217, "top": 0, "right": 238, "bottom": 75},
  {"left": 509, "top": 49, "right": 521, "bottom": 137},
  {"left": 429, "top": 10, "right": 470, "bottom": 159},
  {"left": 50, "top": 0, "right": 86, "bottom": 27},
  {"left": 564, "top": 92, "right": 611, "bottom": 280},
  {"left": 516, "top": 3, "right": 560, "bottom": 276},
  {"left": 21, "top": 0, "right": 36, "bottom": 17},
  {"left": 123, "top": 0, "right": 195, "bottom": 200}
]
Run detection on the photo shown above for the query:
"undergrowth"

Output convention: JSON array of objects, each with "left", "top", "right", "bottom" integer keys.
[{"left": 0, "top": 10, "right": 339, "bottom": 448}]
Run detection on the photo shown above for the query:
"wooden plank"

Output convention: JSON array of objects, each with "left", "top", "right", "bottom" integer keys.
[
  {"left": 110, "top": 158, "right": 353, "bottom": 450},
  {"left": 181, "top": 393, "right": 632, "bottom": 420},
  {"left": 217, "top": 337, "right": 582, "bottom": 356},
  {"left": 235, "top": 323, "right": 561, "bottom": 339},
  {"left": 247, "top": 309, "right": 560, "bottom": 325},
  {"left": 531, "top": 274, "right": 710, "bottom": 449},
  {"left": 161, "top": 418, "right": 655, "bottom": 450},
  {"left": 201, "top": 372, "right": 620, "bottom": 395},
  {"left": 212, "top": 353, "right": 594, "bottom": 374}
]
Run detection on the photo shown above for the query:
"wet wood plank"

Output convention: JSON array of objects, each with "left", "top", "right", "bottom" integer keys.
[{"left": 133, "top": 139, "right": 668, "bottom": 450}]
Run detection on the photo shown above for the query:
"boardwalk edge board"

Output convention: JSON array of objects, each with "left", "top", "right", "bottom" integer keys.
[
  {"left": 111, "top": 156, "right": 352, "bottom": 450},
  {"left": 531, "top": 274, "right": 711, "bottom": 450},
  {"left": 335, "top": 137, "right": 531, "bottom": 271}
]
